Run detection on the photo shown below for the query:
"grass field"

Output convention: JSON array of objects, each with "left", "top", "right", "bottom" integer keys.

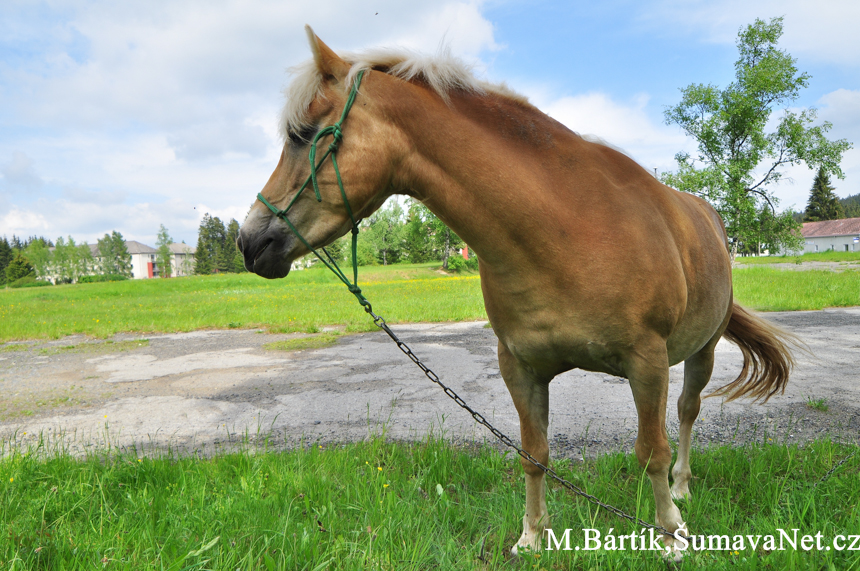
[
  {"left": 733, "top": 266, "right": 860, "bottom": 311},
  {"left": 1, "top": 263, "right": 858, "bottom": 342},
  {"left": 735, "top": 250, "right": 860, "bottom": 264},
  {"left": 0, "top": 264, "right": 485, "bottom": 342},
  {"left": 1, "top": 433, "right": 858, "bottom": 570},
  {"left": 2, "top": 264, "right": 859, "bottom": 569}
]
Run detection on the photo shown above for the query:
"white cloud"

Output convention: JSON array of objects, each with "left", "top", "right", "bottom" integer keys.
[
  {"left": 535, "top": 91, "right": 692, "bottom": 172},
  {"left": 1, "top": 151, "right": 44, "bottom": 190},
  {"left": 0, "top": 207, "right": 50, "bottom": 236}
]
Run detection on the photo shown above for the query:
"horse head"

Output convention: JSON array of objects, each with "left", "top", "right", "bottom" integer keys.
[{"left": 238, "top": 27, "right": 406, "bottom": 278}]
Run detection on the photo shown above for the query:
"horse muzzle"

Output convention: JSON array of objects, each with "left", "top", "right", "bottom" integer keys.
[{"left": 237, "top": 226, "right": 294, "bottom": 279}]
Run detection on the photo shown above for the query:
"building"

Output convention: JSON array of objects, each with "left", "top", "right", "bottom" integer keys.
[
  {"left": 127, "top": 241, "right": 196, "bottom": 278},
  {"left": 799, "top": 218, "right": 860, "bottom": 254},
  {"left": 125, "top": 240, "right": 157, "bottom": 279}
]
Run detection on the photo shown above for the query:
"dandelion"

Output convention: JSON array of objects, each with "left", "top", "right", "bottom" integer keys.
[
  {"left": 138, "top": 459, "right": 142, "bottom": 463},
  {"left": 383, "top": 484, "right": 389, "bottom": 488},
  {"left": 377, "top": 467, "right": 382, "bottom": 472},
  {"left": 9, "top": 478, "right": 12, "bottom": 483}
]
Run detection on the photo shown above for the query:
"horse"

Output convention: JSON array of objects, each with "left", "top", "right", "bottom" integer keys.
[{"left": 238, "top": 27, "right": 797, "bottom": 557}]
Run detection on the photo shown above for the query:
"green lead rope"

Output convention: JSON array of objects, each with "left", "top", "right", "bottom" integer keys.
[{"left": 256, "top": 70, "right": 370, "bottom": 310}]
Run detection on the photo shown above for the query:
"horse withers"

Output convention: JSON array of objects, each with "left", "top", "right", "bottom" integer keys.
[{"left": 238, "top": 27, "right": 797, "bottom": 557}]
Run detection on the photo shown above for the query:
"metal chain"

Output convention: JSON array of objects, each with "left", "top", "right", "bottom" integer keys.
[
  {"left": 360, "top": 302, "right": 684, "bottom": 539},
  {"left": 815, "top": 449, "right": 857, "bottom": 487}
]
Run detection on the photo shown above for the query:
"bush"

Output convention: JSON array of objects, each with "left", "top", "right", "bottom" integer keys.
[
  {"left": 78, "top": 274, "right": 129, "bottom": 284},
  {"left": 447, "top": 252, "right": 479, "bottom": 273},
  {"left": 8, "top": 276, "right": 52, "bottom": 288},
  {"left": 447, "top": 254, "right": 467, "bottom": 272}
]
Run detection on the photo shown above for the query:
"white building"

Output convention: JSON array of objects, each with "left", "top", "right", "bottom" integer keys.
[
  {"left": 125, "top": 240, "right": 158, "bottom": 279},
  {"left": 800, "top": 218, "right": 860, "bottom": 253},
  {"left": 126, "top": 241, "right": 196, "bottom": 278}
]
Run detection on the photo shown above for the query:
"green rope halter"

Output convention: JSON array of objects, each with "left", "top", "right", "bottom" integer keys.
[{"left": 256, "top": 70, "right": 369, "bottom": 309}]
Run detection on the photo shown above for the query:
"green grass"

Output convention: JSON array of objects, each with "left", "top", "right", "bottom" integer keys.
[
  {"left": 262, "top": 333, "right": 342, "bottom": 352},
  {"left": 1, "top": 434, "right": 857, "bottom": 570},
  {"left": 806, "top": 397, "right": 830, "bottom": 413},
  {"left": 736, "top": 250, "right": 860, "bottom": 264},
  {"left": 732, "top": 267, "right": 860, "bottom": 311},
  {"left": 1, "top": 263, "right": 858, "bottom": 342},
  {"left": 0, "top": 264, "right": 484, "bottom": 342}
]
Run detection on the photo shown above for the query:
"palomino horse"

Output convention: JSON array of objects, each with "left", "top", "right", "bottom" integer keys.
[{"left": 238, "top": 28, "right": 796, "bottom": 556}]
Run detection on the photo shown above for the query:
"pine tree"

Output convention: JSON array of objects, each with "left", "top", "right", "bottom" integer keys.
[
  {"left": 839, "top": 193, "right": 860, "bottom": 219},
  {"left": 5, "top": 252, "right": 35, "bottom": 282},
  {"left": 804, "top": 167, "right": 844, "bottom": 222},
  {"left": 194, "top": 214, "right": 214, "bottom": 275},
  {"left": 0, "top": 237, "right": 13, "bottom": 285},
  {"left": 223, "top": 219, "right": 243, "bottom": 273}
]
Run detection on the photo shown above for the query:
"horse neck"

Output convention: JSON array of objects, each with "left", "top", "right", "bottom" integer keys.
[{"left": 390, "top": 87, "right": 578, "bottom": 268}]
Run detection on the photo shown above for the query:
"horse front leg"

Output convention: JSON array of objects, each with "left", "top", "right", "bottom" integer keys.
[
  {"left": 498, "top": 342, "right": 551, "bottom": 555},
  {"left": 627, "top": 343, "right": 686, "bottom": 560}
]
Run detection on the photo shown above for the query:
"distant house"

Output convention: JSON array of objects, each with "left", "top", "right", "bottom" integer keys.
[
  {"left": 125, "top": 240, "right": 158, "bottom": 279},
  {"left": 800, "top": 218, "right": 860, "bottom": 254},
  {"left": 128, "top": 241, "right": 196, "bottom": 278}
]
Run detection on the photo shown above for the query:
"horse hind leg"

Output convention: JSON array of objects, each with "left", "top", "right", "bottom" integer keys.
[
  {"left": 626, "top": 340, "right": 686, "bottom": 559},
  {"left": 671, "top": 339, "right": 717, "bottom": 501},
  {"left": 498, "top": 342, "right": 551, "bottom": 555}
]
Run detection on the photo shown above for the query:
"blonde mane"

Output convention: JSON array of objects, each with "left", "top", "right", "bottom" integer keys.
[{"left": 278, "top": 47, "right": 529, "bottom": 141}]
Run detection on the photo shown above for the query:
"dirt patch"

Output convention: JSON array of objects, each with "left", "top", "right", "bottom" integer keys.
[{"left": 1, "top": 311, "right": 859, "bottom": 458}]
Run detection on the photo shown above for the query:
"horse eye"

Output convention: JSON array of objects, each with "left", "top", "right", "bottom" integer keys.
[{"left": 287, "top": 124, "right": 317, "bottom": 146}]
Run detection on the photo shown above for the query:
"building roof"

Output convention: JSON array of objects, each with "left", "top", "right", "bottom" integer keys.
[
  {"left": 124, "top": 240, "right": 157, "bottom": 254},
  {"left": 801, "top": 218, "right": 860, "bottom": 238},
  {"left": 168, "top": 243, "right": 196, "bottom": 254}
]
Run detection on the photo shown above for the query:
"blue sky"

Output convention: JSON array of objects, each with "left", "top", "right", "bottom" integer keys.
[{"left": 1, "top": 0, "right": 858, "bottom": 246}]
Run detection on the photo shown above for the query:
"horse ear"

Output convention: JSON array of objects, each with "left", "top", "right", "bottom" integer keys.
[{"left": 305, "top": 25, "right": 350, "bottom": 81}]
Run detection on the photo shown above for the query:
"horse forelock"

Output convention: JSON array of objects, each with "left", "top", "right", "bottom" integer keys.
[{"left": 278, "top": 47, "right": 529, "bottom": 142}]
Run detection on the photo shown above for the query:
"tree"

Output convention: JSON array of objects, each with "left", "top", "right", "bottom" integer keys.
[
  {"left": 662, "top": 17, "right": 852, "bottom": 257},
  {"left": 24, "top": 238, "right": 51, "bottom": 280},
  {"left": 402, "top": 199, "right": 464, "bottom": 268},
  {"left": 96, "top": 231, "right": 133, "bottom": 277},
  {"left": 0, "top": 237, "right": 12, "bottom": 285},
  {"left": 364, "top": 201, "right": 404, "bottom": 265},
  {"left": 842, "top": 194, "right": 860, "bottom": 219},
  {"left": 225, "top": 219, "right": 246, "bottom": 273},
  {"left": 155, "top": 224, "right": 173, "bottom": 278},
  {"left": 804, "top": 167, "right": 843, "bottom": 221},
  {"left": 194, "top": 214, "right": 227, "bottom": 274},
  {"left": 5, "top": 252, "right": 35, "bottom": 283},
  {"left": 52, "top": 236, "right": 73, "bottom": 283}
]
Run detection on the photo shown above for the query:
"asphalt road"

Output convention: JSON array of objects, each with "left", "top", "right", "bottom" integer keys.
[{"left": 1, "top": 308, "right": 859, "bottom": 458}]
